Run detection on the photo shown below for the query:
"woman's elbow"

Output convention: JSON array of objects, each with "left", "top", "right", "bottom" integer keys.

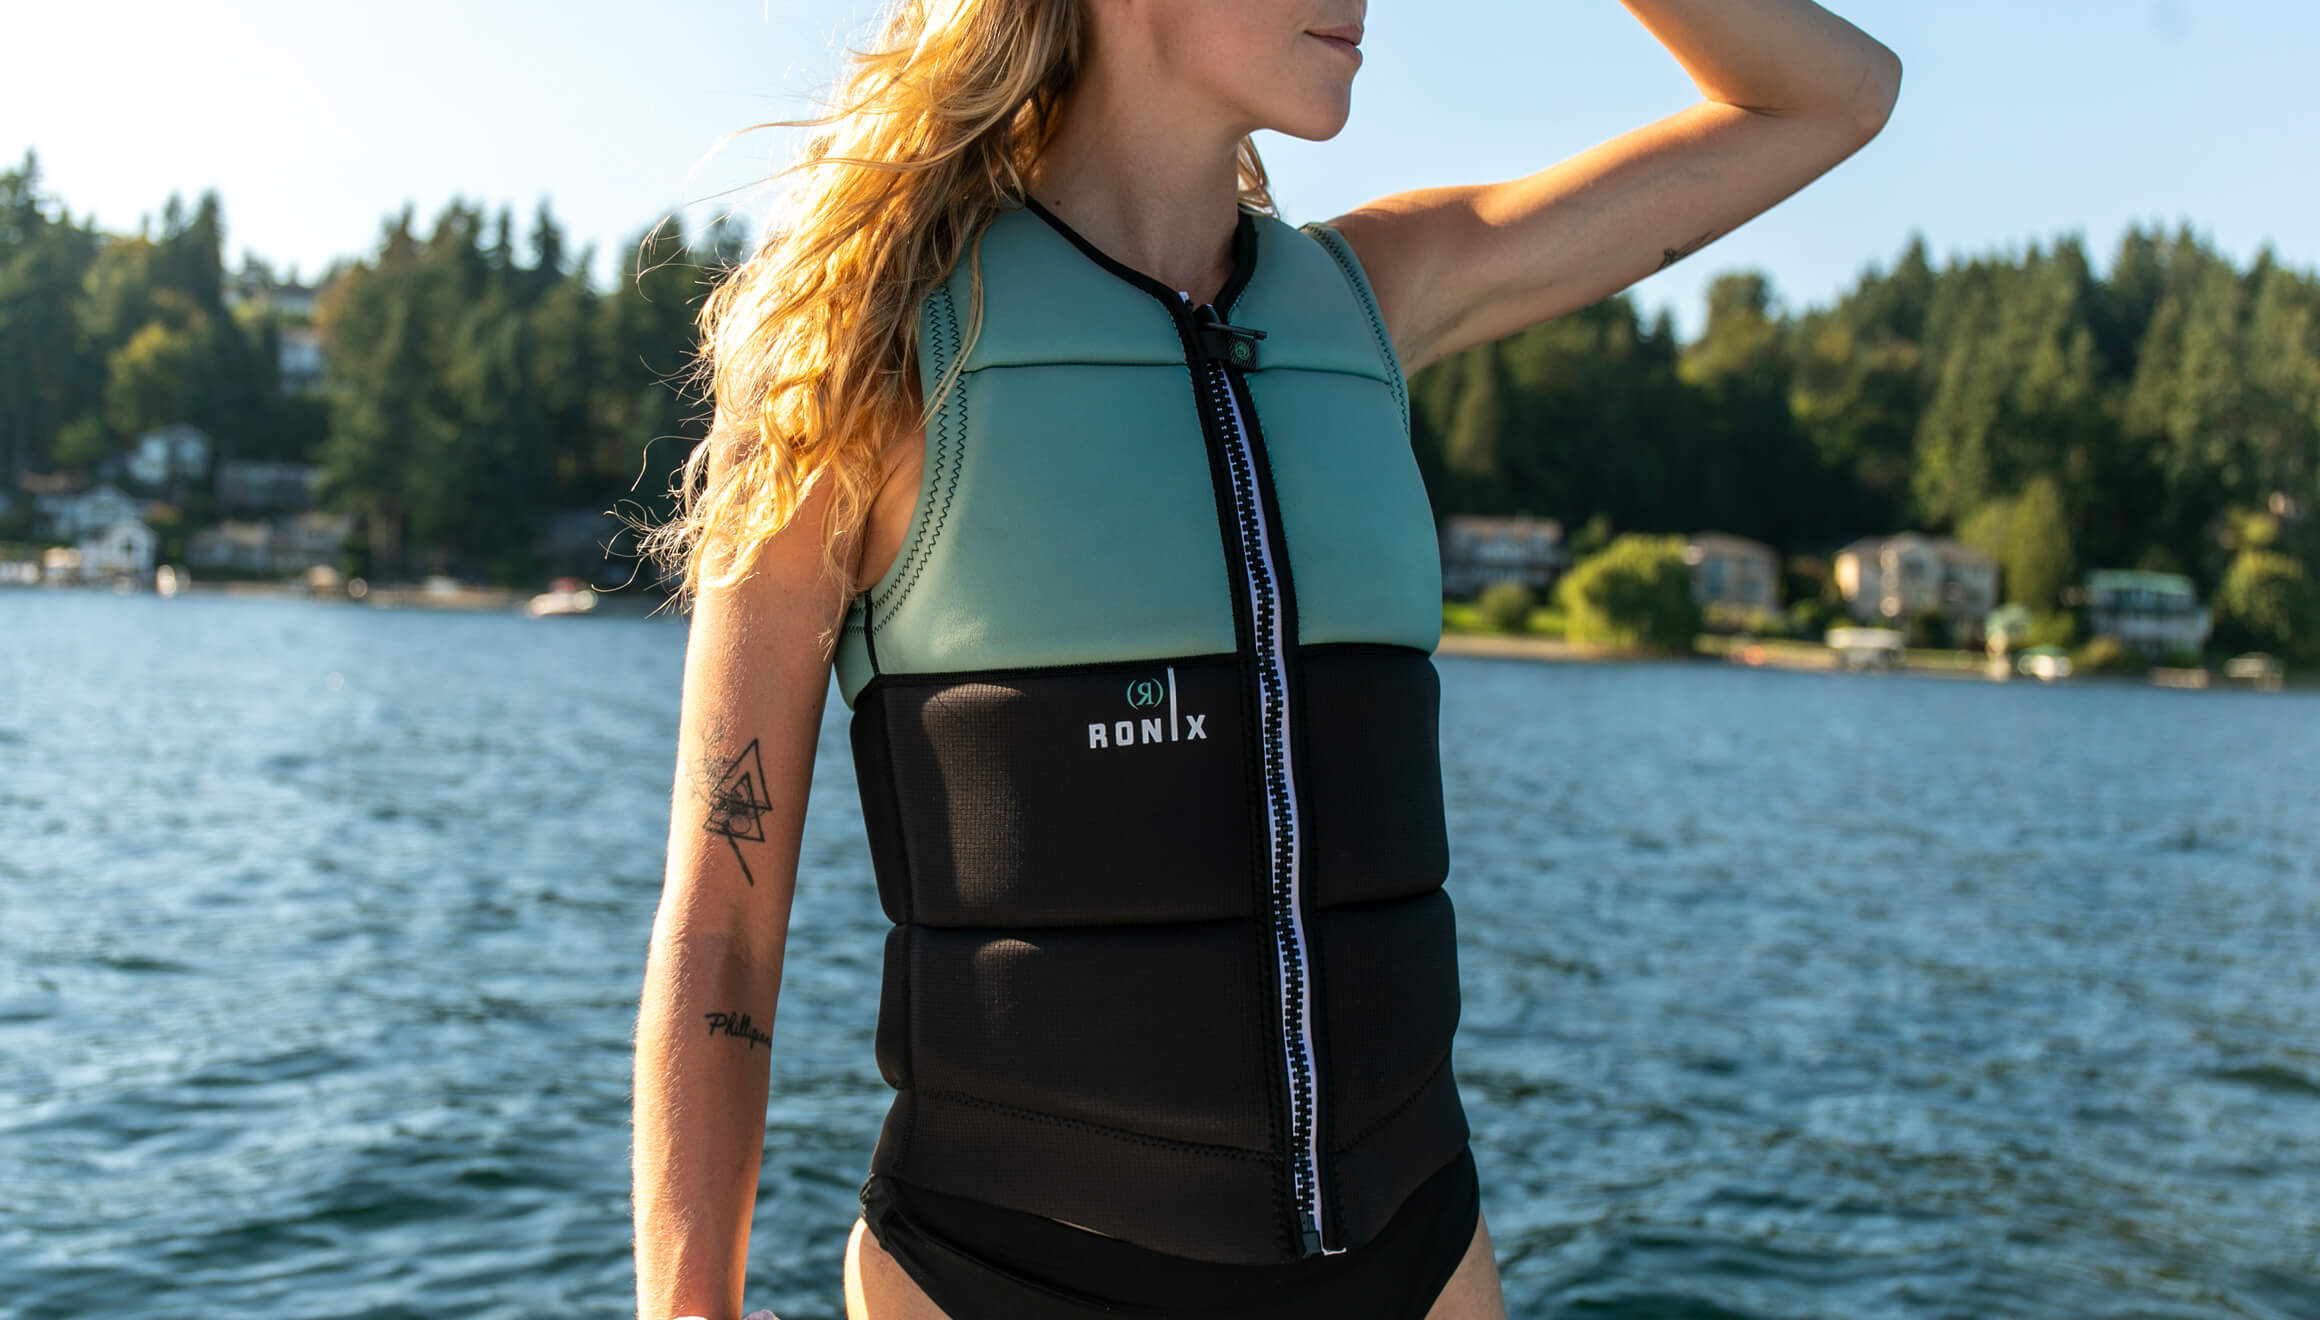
[{"left": 1849, "top": 42, "right": 1904, "bottom": 138}]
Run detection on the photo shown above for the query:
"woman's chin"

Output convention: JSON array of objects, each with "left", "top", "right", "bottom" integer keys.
[{"left": 1261, "top": 94, "right": 1354, "bottom": 144}]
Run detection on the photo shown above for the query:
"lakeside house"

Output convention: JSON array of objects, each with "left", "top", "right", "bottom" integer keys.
[
  {"left": 76, "top": 518, "right": 157, "bottom": 582},
  {"left": 2083, "top": 569, "right": 2211, "bottom": 659},
  {"left": 1683, "top": 531, "right": 1782, "bottom": 610},
  {"left": 35, "top": 482, "right": 146, "bottom": 540},
  {"left": 275, "top": 325, "right": 326, "bottom": 395},
  {"left": 275, "top": 512, "right": 353, "bottom": 573},
  {"left": 189, "top": 511, "right": 353, "bottom": 576},
  {"left": 223, "top": 268, "right": 328, "bottom": 394},
  {"left": 217, "top": 460, "right": 322, "bottom": 512},
  {"left": 123, "top": 424, "right": 213, "bottom": 490},
  {"left": 224, "top": 268, "right": 323, "bottom": 320},
  {"left": 1833, "top": 532, "right": 1999, "bottom": 627},
  {"left": 1439, "top": 514, "right": 1566, "bottom": 596},
  {"left": 189, "top": 520, "right": 269, "bottom": 573}
]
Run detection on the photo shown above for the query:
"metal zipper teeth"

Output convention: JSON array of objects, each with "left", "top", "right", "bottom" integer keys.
[{"left": 1199, "top": 349, "right": 1334, "bottom": 1258}]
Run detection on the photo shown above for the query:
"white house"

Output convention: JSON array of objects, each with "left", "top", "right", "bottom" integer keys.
[
  {"left": 124, "top": 424, "right": 213, "bottom": 489},
  {"left": 36, "top": 483, "right": 145, "bottom": 539},
  {"left": 271, "top": 511, "right": 352, "bottom": 572},
  {"left": 223, "top": 269, "right": 327, "bottom": 392},
  {"left": 1439, "top": 514, "right": 1566, "bottom": 596},
  {"left": 1833, "top": 532, "right": 1999, "bottom": 624},
  {"left": 278, "top": 325, "right": 326, "bottom": 393},
  {"left": 77, "top": 519, "right": 157, "bottom": 581},
  {"left": 189, "top": 519, "right": 273, "bottom": 573},
  {"left": 1684, "top": 531, "right": 1782, "bottom": 610},
  {"left": 187, "top": 512, "right": 351, "bottom": 575},
  {"left": 2084, "top": 569, "right": 2211, "bottom": 658}
]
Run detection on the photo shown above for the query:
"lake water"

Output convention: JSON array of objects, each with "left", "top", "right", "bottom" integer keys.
[{"left": 3, "top": 592, "right": 2317, "bottom": 1320}]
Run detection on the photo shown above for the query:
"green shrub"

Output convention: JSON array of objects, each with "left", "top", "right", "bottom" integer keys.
[
  {"left": 2025, "top": 609, "right": 2080, "bottom": 649},
  {"left": 1476, "top": 581, "right": 1537, "bottom": 633},
  {"left": 1569, "top": 512, "right": 1613, "bottom": 558},
  {"left": 1554, "top": 533, "right": 1701, "bottom": 651},
  {"left": 2215, "top": 547, "right": 2317, "bottom": 658},
  {"left": 1904, "top": 608, "right": 1955, "bottom": 650},
  {"left": 2070, "top": 634, "right": 2127, "bottom": 673},
  {"left": 1702, "top": 601, "right": 1789, "bottom": 637},
  {"left": 1786, "top": 597, "right": 1833, "bottom": 639}
]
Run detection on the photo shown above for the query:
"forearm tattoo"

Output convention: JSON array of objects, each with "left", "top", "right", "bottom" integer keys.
[
  {"left": 703, "top": 1010, "right": 772, "bottom": 1050},
  {"left": 697, "top": 717, "right": 773, "bottom": 886},
  {"left": 1657, "top": 230, "right": 1715, "bottom": 271}
]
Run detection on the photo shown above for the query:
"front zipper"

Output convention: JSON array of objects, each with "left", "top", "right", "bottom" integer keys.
[
  {"left": 1182, "top": 295, "right": 1336, "bottom": 1259},
  {"left": 1013, "top": 195, "right": 1337, "bottom": 1257}
]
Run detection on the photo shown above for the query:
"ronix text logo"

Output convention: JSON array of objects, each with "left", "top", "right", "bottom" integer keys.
[{"left": 1089, "top": 666, "right": 1206, "bottom": 749}]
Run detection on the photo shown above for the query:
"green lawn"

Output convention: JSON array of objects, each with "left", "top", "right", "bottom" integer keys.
[{"left": 1442, "top": 601, "right": 1568, "bottom": 638}]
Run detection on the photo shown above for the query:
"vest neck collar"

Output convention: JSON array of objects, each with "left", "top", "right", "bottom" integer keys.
[{"left": 1017, "top": 194, "right": 1259, "bottom": 319}]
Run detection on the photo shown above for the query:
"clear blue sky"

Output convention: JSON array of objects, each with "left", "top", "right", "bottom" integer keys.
[{"left": 7, "top": 0, "right": 2313, "bottom": 343}]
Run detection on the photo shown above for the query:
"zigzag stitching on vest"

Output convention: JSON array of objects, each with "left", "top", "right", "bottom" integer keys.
[
  {"left": 1327, "top": 1044, "right": 1454, "bottom": 1155},
  {"left": 875, "top": 282, "right": 965, "bottom": 630},
  {"left": 1302, "top": 222, "right": 1410, "bottom": 443},
  {"left": 915, "top": 1086, "right": 1281, "bottom": 1163}
]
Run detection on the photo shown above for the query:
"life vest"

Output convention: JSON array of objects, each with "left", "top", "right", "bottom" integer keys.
[{"left": 832, "top": 196, "right": 1465, "bottom": 1264}]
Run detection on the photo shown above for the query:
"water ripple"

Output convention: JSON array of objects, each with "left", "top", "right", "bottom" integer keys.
[{"left": 2, "top": 596, "right": 2316, "bottom": 1317}]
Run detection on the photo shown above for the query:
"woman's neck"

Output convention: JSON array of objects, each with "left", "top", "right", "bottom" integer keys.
[{"left": 1024, "top": 66, "right": 1248, "bottom": 307}]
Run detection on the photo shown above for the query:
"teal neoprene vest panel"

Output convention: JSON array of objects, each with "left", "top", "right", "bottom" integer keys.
[
  {"left": 834, "top": 198, "right": 1467, "bottom": 1265},
  {"left": 833, "top": 203, "right": 1441, "bottom": 701}
]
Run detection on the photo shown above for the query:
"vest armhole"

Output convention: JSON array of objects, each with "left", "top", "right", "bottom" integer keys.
[
  {"left": 865, "top": 279, "right": 969, "bottom": 638},
  {"left": 1297, "top": 220, "right": 1411, "bottom": 444}
]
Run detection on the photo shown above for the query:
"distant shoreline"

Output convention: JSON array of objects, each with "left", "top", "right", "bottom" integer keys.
[
  {"left": 5, "top": 578, "right": 677, "bottom": 618},
  {"left": 1436, "top": 629, "right": 2313, "bottom": 692},
  {"left": 18, "top": 584, "right": 2307, "bottom": 690}
]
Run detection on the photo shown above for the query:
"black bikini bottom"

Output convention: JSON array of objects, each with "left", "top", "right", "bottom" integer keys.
[{"left": 857, "top": 1144, "right": 1480, "bottom": 1319}]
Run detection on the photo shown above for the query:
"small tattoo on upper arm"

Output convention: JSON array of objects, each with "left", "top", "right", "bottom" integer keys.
[
  {"left": 701, "top": 737, "right": 772, "bottom": 886},
  {"left": 1657, "top": 230, "right": 1715, "bottom": 271},
  {"left": 703, "top": 1010, "right": 772, "bottom": 1050}
]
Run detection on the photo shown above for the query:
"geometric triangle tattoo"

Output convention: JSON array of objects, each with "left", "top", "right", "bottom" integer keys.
[{"left": 703, "top": 738, "right": 772, "bottom": 885}]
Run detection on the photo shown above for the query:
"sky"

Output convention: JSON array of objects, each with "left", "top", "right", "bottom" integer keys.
[{"left": 6, "top": 0, "right": 2315, "bottom": 343}]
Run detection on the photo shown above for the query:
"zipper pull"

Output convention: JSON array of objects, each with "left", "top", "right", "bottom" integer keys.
[
  {"left": 1298, "top": 1210, "right": 1323, "bottom": 1256},
  {"left": 1192, "top": 302, "right": 1267, "bottom": 369}
]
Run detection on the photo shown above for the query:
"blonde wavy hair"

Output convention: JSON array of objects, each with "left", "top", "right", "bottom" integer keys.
[{"left": 639, "top": 0, "right": 1277, "bottom": 640}]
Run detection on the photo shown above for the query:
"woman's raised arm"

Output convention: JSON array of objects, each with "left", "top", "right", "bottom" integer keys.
[
  {"left": 1324, "top": 0, "right": 1903, "bottom": 375},
  {"left": 632, "top": 443, "right": 857, "bottom": 1320}
]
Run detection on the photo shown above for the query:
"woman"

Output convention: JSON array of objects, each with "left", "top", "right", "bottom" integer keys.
[{"left": 631, "top": 1, "right": 1900, "bottom": 1317}]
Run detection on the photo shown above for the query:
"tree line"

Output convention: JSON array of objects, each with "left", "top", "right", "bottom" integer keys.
[
  {"left": 1408, "top": 223, "right": 2317, "bottom": 649},
  {"left": 0, "top": 147, "right": 739, "bottom": 583},
  {"left": 2, "top": 143, "right": 2313, "bottom": 651}
]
